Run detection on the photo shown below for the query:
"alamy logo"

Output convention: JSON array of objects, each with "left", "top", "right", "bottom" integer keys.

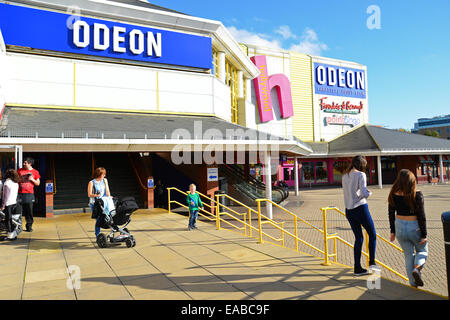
[
  {"left": 367, "top": 269, "right": 381, "bottom": 290},
  {"left": 367, "top": 5, "right": 382, "bottom": 30},
  {"left": 67, "top": 265, "right": 81, "bottom": 290}
]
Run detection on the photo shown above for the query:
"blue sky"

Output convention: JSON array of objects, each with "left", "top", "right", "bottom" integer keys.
[{"left": 150, "top": 0, "right": 450, "bottom": 130}]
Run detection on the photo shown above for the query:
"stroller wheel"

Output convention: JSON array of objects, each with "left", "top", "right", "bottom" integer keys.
[
  {"left": 130, "top": 235, "right": 136, "bottom": 247},
  {"left": 96, "top": 233, "right": 108, "bottom": 248},
  {"left": 125, "top": 238, "right": 133, "bottom": 248}
]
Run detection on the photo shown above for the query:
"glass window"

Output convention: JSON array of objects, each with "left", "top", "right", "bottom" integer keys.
[
  {"left": 316, "top": 161, "right": 329, "bottom": 183},
  {"left": 302, "top": 162, "right": 315, "bottom": 184},
  {"left": 283, "top": 168, "right": 291, "bottom": 181}
]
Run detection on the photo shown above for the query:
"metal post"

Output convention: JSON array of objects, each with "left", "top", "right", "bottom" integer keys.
[
  {"left": 321, "top": 208, "right": 331, "bottom": 266},
  {"left": 377, "top": 155, "right": 383, "bottom": 189},
  {"left": 248, "top": 208, "right": 252, "bottom": 238},
  {"left": 439, "top": 154, "right": 444, "bottom": 184},
  {"left": 167, "top": 189, "right": 171, "bottom": 213},
  {"left": 264, "top": 151, "right": 273, "bottom": 219},
  {"left": 216, "top": 195, "right": 220, "bottom": 230},
  {"left": 365, "top": 230, "right": 370, "bottom": 268},
  {"left": 294, "top": 157, "right": 299, "bottom": 197},
  {"left": 257, "top": 200, "right": 263, "bottom": 244}
]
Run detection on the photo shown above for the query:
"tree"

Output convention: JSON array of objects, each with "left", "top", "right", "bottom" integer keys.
[{"left": 424, "top": 130, "right": 440, "bottom": 138}]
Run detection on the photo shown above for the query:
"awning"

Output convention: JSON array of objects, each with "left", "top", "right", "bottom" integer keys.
[{"left": 0, "top": 106, "right": 313, "bottom": 155}]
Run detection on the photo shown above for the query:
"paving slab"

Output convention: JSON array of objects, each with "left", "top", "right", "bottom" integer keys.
[{"left": 0, "top": 209, "right": 444, "bottom": 300}]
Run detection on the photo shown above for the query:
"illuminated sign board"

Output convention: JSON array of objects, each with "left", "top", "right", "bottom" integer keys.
[{"left": 0, "top": 3, "right": 212, "bottom": 69}]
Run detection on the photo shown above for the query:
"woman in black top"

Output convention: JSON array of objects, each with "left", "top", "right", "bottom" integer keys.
[{"left": 388, "top": 169, "right": 428, "bottom": 287}]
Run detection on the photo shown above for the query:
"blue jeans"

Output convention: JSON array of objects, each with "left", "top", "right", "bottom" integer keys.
[
  {"left": 345, "top": 204, "right": 377, "bottom": 270},
  {"left": 188, "top": 210, "right": 198, "bottom": 228},
  {"left": 395, "top": 219, "right": 428, "bottom": 286},
  {"left": 90, "top": 204, "right": 101, "bottom": 237}
]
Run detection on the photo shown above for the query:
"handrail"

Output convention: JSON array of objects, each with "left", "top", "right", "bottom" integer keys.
[
  {"left": 166, "top": 187, "right": 408, "bottom": 283},
  {"left": 321, "top": 206, "right": 408, "bottom": 281},
  {"left": 128, "top": 154, "right": 148, "bottom": 191}
]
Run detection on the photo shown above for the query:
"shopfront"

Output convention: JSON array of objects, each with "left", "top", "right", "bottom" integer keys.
[{"left": 278, "top": 156, "right": 376, "bottom": 187}]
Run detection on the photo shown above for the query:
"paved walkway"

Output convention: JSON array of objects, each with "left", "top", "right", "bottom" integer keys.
[
  {"left": 273, "top": 183, "right": 450, "bottom": 297},
  {"left": 0, "top": 209, "right": 444, "bottom": 300}
]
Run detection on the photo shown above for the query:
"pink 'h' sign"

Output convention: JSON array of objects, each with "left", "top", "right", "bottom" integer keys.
[{"left": 251, "top": 55, "right": 294, "bottom": 123}]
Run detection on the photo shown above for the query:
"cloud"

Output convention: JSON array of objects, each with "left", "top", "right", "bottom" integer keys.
[
  {"left": 227, "top": 26, "right": 282, "bottom": 50},
  {"left": 227, "top": 25, "right": 328, "bottom": 56},
  {"left": 275, "top": 25, "right": 296, "bottom": 40},
  {"left": 289, "top": 28, "right": 328, "bottom": 56}
]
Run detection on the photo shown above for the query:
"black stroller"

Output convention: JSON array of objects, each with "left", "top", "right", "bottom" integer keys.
[
  {"left": 0, "top": 207, "right": 22, "bottom": 241},
  {"left": 93, "top": 196, "right": 139, "bottom": 248}
]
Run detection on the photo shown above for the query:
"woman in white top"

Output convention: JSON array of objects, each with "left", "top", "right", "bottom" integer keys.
[
  {"left": 342, "top": 156, "right": 379, "bottom": 276},
  {"left": 1, "top": 169, "right": 20, "bottom": 240},
  {"left": 87, "top": 167, "right": 112, "bottom": 237}
]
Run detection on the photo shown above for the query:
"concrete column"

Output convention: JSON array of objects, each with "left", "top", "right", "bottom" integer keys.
[
  {"left": 218, "top": 51, "right": 226, "bottom": 84},
  {"left": 294, "top": 157, "right": 299, "bottom": 196},
  {"left": 264, "top": 151, "right": 273, "bottom": 219},
  {"left": 238, "top": 71, "right": 244, "bottom": 98},
  {"left": 439, "top": 154, "right": 444, "bottom": 184},
  {"left": 246, "top": 78, "right": 251, "bottom": 101},
  {"left": 377, "top": 155, "right": 383, "bottom": 189}
]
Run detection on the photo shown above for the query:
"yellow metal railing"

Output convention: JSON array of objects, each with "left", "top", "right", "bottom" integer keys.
[
  {"left": 166, "top": 187, "right": 408, "bottom": 282},
  {"left": 321, "top": 206, "right": 408, "bottom": 281}
]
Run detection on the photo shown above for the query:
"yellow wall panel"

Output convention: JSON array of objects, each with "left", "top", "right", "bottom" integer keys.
[{"left": 290, "top": 52, "right": 314, "bottom": 142}]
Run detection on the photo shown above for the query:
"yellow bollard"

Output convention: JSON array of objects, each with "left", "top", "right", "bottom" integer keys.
[{"left": 248, "top": 208, "right": 252, "bottom": 238}]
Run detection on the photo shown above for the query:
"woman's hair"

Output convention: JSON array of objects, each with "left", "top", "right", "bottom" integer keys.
[
  {"left": 93, "top": 167, "right": 106, "bottom": 179},
  {"left": 388, "top": 169, "right": 417, "bottom": 210},
  {"left": 4, "top": 169, "right": 20, "bottom": 183},
  {"left": 345, "top": 156, "right": 367, "bottom": 174}
]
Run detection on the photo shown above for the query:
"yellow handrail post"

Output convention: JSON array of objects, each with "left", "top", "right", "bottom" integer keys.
[
  {"left": 257, "top": 200, "right": 263, "bottom": 244},
  {"left": 294, "top": 216, "right": 299, "bottom": 252},
  {"left": 167, "top": 188, "right": 171, "bottom": 214},
  {"left": 243, "top": 213, "right": 247, "bottom": 236},
  {"left": 365, "top": 230, "right": 370, "bottom": 268},
  {"left": 248, "top": 208, "right": 252, "bottom": 238},
  {"left": 215, "top": 194, "right": 220, "bottom": 230},
  {"left": 321, "top": 208, "right": 331, "bottom": 266},
  {"left": 333, "top": 237, "right": 337, "bottom": 263}
]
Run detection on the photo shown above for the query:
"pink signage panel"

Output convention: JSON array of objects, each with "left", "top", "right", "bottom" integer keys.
[{"left": 251, "top": 55, "right": 294, "bottom": 123}]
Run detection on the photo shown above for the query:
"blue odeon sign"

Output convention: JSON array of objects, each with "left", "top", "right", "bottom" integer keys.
[
  {"left": 0, "top": 3, "right": 212, "bottom": 69},
  {"left": 314, "top": 62, "right": 367, "bottom": 99}
]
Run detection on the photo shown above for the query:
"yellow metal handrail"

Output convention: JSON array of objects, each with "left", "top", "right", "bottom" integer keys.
[
  {"left": 166, "top": 187, "right": 408, "bottom": 283},
  {"left": 321, "top": 206, "right": 408, "bottom": 281}
]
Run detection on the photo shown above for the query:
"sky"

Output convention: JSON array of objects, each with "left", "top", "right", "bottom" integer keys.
[{"left": 150, "top": 0, "right": 450, "bottom": 130}]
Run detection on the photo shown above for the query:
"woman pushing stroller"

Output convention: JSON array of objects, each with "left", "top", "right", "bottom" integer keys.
[{"left": 87, "top": 167, "right": 114, "bottom": 237}]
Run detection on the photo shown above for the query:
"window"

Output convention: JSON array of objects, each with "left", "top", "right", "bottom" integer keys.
[
  {"left": 302, "top": 162, "right": 315, "bottom": 184},
  {"left": 226, "top": 60, "right": 239, "bottom": 124},
  {"left": 316, "top": 162, "right": 329, "bottom": 183},
  {"left": 212, "top": 49, "right": 220, "bottom": 80}
]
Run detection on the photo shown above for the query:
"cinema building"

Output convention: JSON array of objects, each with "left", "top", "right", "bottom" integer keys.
[
  {"left": 1, "top": 0, "right": 449, "bottom": 219},
  {"left": 237, "top": 44, "right": 450, "bottom": 188}
]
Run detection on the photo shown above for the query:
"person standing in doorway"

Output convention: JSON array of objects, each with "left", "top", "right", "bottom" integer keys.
[
  {"left": 342, "top": 156, "right": 379, "bottom": 276},
  {"left": 154, "top": 180, "right": 164, "bottom": 209},
  {"left": 17, "top": 158, "right": 40, "bottom": 232},
  {"left": 186, "top": 184, "right": 203, "bottom": 231},
  {"left": 388, "top": 169, "right": 428, "bottom": 287}
]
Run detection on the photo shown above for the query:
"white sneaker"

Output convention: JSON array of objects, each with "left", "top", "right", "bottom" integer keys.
[{"left": 7, "top": 232, "right": 16, "bottom": 240}]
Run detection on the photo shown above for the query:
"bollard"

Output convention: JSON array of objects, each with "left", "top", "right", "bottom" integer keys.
[{"left": 442, "top": 211, "right": 450, "bottom": 300}]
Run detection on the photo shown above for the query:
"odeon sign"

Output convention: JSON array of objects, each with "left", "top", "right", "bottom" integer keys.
[
  {"left": 314, "top": 63, "right": 366, "bottom": 99},
  {"left": 251, "top": 56, "right": 294, "bottom": 123},
  {"left": 0, "top": 3, "right": 212, "bottom": 69}
]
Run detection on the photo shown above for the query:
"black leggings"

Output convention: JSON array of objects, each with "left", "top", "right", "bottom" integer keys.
[{"left": 3, "top": 205, "right": 17, "bottom": 233}]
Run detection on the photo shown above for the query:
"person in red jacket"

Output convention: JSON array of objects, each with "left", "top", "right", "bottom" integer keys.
[{"left": 17, "top": 157, "right": 40, "bottom": 232}]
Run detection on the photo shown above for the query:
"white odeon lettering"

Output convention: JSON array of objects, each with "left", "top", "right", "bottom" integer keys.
[
  {"left": 72, "top": 20, "right": 162, "bottom": 57},
  {"left": 316, "top": 65, "right": 365, "bottom": 90}
]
